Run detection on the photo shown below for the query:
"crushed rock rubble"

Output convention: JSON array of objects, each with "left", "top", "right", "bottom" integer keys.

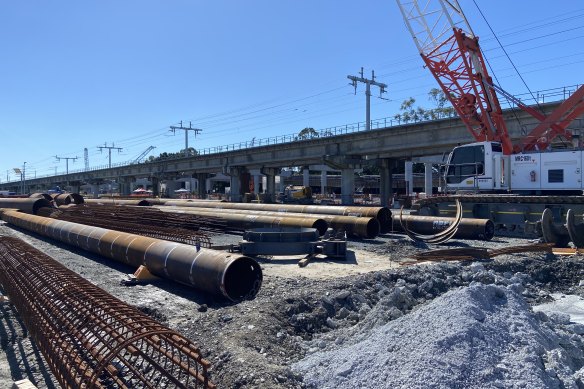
[
  {"left": 293, "top": 270, "right": 584, "bottom": 389},
  {"left": 293, "top": 283, "right": 584, "bottom": 389}
]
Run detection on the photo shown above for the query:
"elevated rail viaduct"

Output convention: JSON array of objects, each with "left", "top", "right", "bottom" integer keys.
[{"left": 3, "top": 102, "right": 582, "bottom": 206}]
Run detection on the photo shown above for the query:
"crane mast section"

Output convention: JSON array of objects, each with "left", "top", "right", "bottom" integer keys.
[{"left": 396, "top": 0, "right": 513, "bottom": 154}]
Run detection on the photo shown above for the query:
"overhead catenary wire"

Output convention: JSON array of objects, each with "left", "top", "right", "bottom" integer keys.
[{"left": 472, "top": 0, "right": 543, "bottom": 115}]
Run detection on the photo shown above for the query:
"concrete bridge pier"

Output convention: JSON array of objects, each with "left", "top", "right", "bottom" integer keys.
[
  {"left": 228, "top": 167, "right": 246, "bottom": 202},
  {"left": 248, "top": 168, "right": 262, "bottom": 195},
  {"left": 90, "top": 184, "right": 100, "bottom": 198},
  {"left": 341, "top": 169, "right": 355, "bottom": 205},
  {"left": 303, "top": 168, "right": 310, "bottom": 187},
  {"left": 405, "top": 160, "right": 414, "bottom": 197},
  {"left": 379, "top": 158, "right": 394, "bottom": 207},
  {"left": 261, "top": 167, "right": 278, "bottom": 203},
  {"left": 253, "top": 175, "right": 260, "bottom": 194},
  {"left": 195, "top": 173, "right": 209, "bottom": 198},
  {"left": 164, "top": 180, "right": 181, "bottom": 197},
  {"left": 424, "top": 162, "right": 433, "bottom": 196},
  {"left": 70, "top": 181, "right": 82, "bottom": 194},
  {"left": 150, "top": 177, "right": 160, "bottom": 197},
  {"left": 321, "top": 170, "right": 327, "bottom": 195},
  {"left": 118, "top": 177, "right": 135, "bottom": 196},
  {"left": 120, "top": 181, "right": 131, "bottom": 196}
]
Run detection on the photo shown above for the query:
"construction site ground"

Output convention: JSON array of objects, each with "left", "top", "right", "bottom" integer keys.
[{"left": 1, "top": 220, "right": 584, "bottom": 388}]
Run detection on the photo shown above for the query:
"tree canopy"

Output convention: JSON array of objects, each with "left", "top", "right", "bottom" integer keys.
[
  {"left": 298, "top": 127, "right": 318, "bottom": 140},
  {"left": 394, "top": 88, "right": 456, "bottom": 124}
]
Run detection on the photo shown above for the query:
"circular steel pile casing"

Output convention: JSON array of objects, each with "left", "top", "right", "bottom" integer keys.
[
  {"left": 0, "top": 198, "right": 53, "bottom": 214},
  {"left": 0, "top": 210, "right": 262, "bottom": 301}
]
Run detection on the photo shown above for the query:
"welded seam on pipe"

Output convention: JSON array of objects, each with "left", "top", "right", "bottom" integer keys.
[
  {"left": 125, "top": 236, "right": 139, "bottom": 263},
  {"left": 163, "top": 245, "right": 179, "bottom": 278},
  {"left": 142, "top": 240, "right": 158, "bottom": 266},
  {"left": 189, "top": 251, "right": 206, "bottom": 285},
  {"left": 110, "top": 235, "right": 121, "bottom": 258}
]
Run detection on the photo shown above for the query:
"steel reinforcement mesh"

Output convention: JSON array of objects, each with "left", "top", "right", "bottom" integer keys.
[{"left": 0, "top": 236, "right": 216, "bottom": 389}]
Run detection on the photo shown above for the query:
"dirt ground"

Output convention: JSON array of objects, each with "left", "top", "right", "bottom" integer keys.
[{"left": 1, "top": 220, "right": 584, "bottom": 388}]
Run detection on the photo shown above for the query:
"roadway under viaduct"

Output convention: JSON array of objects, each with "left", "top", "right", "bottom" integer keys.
[{"left": 3, "top": 102, "right": 581, "bottom": 206}]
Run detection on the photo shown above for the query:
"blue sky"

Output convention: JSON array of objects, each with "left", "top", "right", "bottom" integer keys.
[{"left": 1, "top": 0, "right": 583, "bottom": 182}]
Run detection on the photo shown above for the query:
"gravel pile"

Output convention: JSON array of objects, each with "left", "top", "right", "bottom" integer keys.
[{"left": 293, "top": 282, "right": 584, "bottom": 388}]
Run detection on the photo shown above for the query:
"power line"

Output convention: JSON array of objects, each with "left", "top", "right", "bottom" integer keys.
[
  {"left": 54, "top": 155, "right": 78, "bottom": 176},
  {"left": 97, "top": 143, "right": 123, "bottom": 169},
  {"left": 169, "top": 121, "right": 202, "bottom": 157},
  {"left": 347, "top": 67, "right": 387, "bottom": 132}
]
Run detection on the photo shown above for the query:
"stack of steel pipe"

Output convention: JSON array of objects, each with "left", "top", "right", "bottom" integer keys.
[
  {"left": 0, "top": 197, "right": 53, "bottom": 214},
  {"left": 0, "top": 236, "right": 216, "bottom": 388},
  {"left": 84, "top": 198, "right": 162, "bottom": 206},
  {"left": 29, "top": 193, "right": 54, "bottom": 201},
  {"left": 156, "top": 205, "right": 379, "bottom": 239},
  {"left": 162, "top": 200, "right": 392, "bottom": 230},
  {"left": 51, "top": 193, "right": 85, "bottom": 206},
  {"left": 37, "top": 205, "right": 213, "bottom": 248},
  {"left": 55, "top": 203, "right": 231, "bottom": 235},
  {"left": 0, "top": 210, "right": 262, "bottom": 301},
  {"left": 153, "top": 206, "right": 330, "bottom": 236},
  {"left": 392, "top": 214, "right": 495, "bottom": 241}
]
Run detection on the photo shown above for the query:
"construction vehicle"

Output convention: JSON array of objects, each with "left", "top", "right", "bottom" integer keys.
[
  {"left": 396, "top": 0, "right": 584, "bottom": 236},
  {"left": 279, "top": 185, "right": 314, "bottom": 204}
]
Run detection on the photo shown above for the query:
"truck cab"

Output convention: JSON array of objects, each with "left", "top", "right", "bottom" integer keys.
[{"left": 444, "top": 141, "right": 509, "bottom": 192}]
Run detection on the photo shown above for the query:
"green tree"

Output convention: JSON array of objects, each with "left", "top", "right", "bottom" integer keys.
[
  {"left": 298, "top": 127, "right": 318, "bottom": 140},
  {"left": 180, "top": 147, "right": 197, "bottom": 157},
  {"left": 394, "top": 97, "right": 417, "bottom": 123},
  {"left": 428, "top": 88, "right": 456, "bottom": 119},
  {"left": 394, "top": 90, "right": 456, "bottom": 124}
]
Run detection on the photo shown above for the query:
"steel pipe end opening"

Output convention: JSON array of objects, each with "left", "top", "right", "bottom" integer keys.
[
  {"left": 378, "top": 208, "right": 392, "bottom": 231},
  {"left": 312, "top": 219, "right": 329, "bottom": 236},
  {"left": 223, "top": 256, "right": 263, "bottom": 301},
  {"left": 32, "top": 199, "right": 53, "bottom": 214},
  {"left": 70, "top": 193, "right": 85, "bottom": 204},
  {"left": 365, "top": 218, "right": 381, "bottom": 239},
  {"left": 483, "top": 220, "right": 495, "bottom": 241}
]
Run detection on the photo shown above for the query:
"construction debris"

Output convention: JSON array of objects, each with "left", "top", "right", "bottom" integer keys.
[
  {"left": 399, "top": 200, "right": 462, "bottom": 244},
  {"left": 406, "top": 243, "right": 554, "bottom": 264}
]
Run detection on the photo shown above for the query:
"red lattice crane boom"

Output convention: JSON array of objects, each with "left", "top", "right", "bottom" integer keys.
[{"left": 396, "top": 0, "right": 584, "bottom": 155}]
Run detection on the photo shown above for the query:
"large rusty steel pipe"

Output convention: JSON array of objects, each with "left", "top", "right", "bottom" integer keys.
[
  {"left": 392, "top": 214, "right": 495, "bottom": 241},
  {"left": 156, "top": 206, "right": 380, "bottom": 238},
  {"left": 84, "top": 198, "right": 153, "bottom": 206},
  {"left": 0, "top": 197, "right": 53, "bottom": 214},
  {"left": 153, "top": 206, "right": 329, "bottom": 235},
  {"left": 0, "top": 210, "right": 262, "bottom": 301},
  {"left": 162, "top": 200, "right": 392, "bottom": 230},
  {"left": 29, "top": 192, "right": 54, "bottom": 201},
  {"left": 51, "top": 193, "right": 85, "bottom": 206}
]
